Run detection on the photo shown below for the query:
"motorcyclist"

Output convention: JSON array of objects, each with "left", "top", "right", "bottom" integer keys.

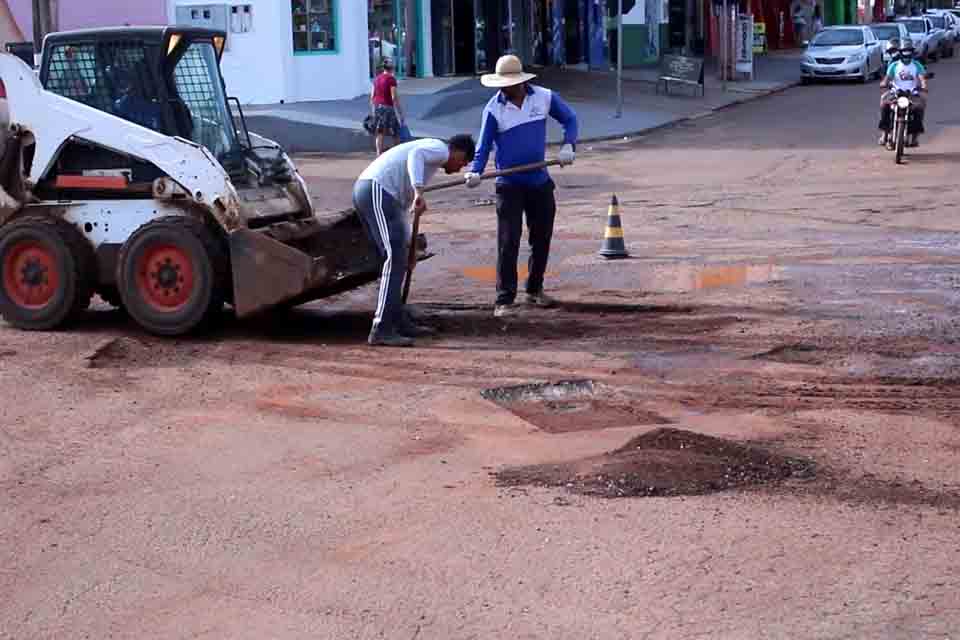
[
  {"left": 877, "top": 39, "right": 900, "bottom": 146},
  {"left": 878, "top": 40, "right": 928, "bottom": 149}
]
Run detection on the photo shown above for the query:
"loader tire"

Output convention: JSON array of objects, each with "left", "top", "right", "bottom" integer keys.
[
  {"left": 118, "top": 216, "right": 228, "bottom": 336},
  {"left": 0, "top": 216, "right": 94, "bottom": 330}
]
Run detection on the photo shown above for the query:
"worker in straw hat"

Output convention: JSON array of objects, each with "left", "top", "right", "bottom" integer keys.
[{"left": 465, "top": 54, "right": 578, "bottom": 318}]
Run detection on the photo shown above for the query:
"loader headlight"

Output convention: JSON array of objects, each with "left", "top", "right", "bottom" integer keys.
[{"left": 897, "top": 96, "right": 911, "bottom": 108}]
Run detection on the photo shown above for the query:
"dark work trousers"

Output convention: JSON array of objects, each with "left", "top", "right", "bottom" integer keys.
[
  {"left": 352, "top": 179, "right": 409, "bottom": 336},
  {"left": 495, "top": 179, "right": 557, "bottom": 305}
]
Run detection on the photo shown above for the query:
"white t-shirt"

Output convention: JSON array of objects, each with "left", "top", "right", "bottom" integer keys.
[
  {"left": 359, "top": 139, "right": 449, "bottom": 210},
  {"left": 886, "top": 60, "right": 926, "bottom": 92}
]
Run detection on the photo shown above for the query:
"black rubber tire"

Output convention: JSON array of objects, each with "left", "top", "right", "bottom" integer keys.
[
  {"left": 117, "top": 216, "right": 228, "bottom": 336},
  {"left": 895, "top": 118, "right": 906, "bottom": 165},
  {"left": 0, "top": 216, "right": 94, "bottom": 330}
]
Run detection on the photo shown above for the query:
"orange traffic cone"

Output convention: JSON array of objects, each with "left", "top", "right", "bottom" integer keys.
[{"left": 599, "top": 194, "right": 628, "bottom": 259}]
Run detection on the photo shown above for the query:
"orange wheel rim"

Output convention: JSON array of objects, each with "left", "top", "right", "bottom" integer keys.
[
  {"left": 135, "top": 244, "right": 195, "bottom": 312},
  {"left": 3, "top": 241, "right": 59, "bottom": 309}
]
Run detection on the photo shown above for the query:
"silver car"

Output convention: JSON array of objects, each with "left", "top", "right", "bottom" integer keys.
[
  {"left": 801, "top": 26, "right": 885, "bottom": 83},
  {"left": 897, "top": 16, "right": 940, "bottom": 61},
  {"left": 870, "top": 22, "right": 912, "bottom": 64},
  {"left": 925, "top": 10, "right": 958, "bottom": 57}
]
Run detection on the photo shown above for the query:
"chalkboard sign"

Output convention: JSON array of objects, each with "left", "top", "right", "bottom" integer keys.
[{"left": 657, "top": 54, "right": 705, "bottom": 96}]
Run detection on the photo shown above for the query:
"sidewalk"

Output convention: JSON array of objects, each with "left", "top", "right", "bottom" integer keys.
[{"left": 244, "top": 52, "right": 803, "bottom": 154}]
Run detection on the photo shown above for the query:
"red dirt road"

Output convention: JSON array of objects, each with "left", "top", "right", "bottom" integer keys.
[{"left": 3, "top": 72, "right": 960, "bottom": 639}]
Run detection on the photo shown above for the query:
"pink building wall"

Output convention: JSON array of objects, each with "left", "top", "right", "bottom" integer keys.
[{"left": 7, "top": 0, "right": 168, "bottom": 43}]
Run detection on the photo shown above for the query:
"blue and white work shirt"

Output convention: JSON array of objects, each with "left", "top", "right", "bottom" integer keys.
[{"left": 470, "top": 84, "right": 579, "bottom": 187}]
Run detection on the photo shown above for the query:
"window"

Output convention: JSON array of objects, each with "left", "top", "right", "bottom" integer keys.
[
  {"left": 46, "top": 42, "right": 164, "bottom": 132},
  {"left": 173, "top": 42, "right": 238, "bottom": 159},
  {"left": 811, "top": 29, "right": 864, "bottom": 46},
  {"left": 292, "top": 0, "right": 337, "bottom": 53}
]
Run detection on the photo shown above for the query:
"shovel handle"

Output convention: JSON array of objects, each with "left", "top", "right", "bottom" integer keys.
[
  {"left": 422, "top": 160, "right": 562, "bottom": 193},
  {"left": 401, "top": 207, "right": 422, "bottom": 304}
]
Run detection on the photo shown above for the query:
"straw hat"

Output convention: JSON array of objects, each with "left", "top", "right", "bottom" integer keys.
[{"left": 481, "top": 55, "right": 537, "bottom": 88}]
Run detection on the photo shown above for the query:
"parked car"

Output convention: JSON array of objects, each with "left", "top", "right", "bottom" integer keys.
[
  {"left": 925, "top": 9, "right": 958, "bottom": 57},
  {"left": 870, "top": 22, "right": 912, "bottom": 64},
  {"left": 897, "top": 16, "right": 940, "bottom": 61},
  {"left": 801, "top": 26, "right": 885, "bottom": 83}
]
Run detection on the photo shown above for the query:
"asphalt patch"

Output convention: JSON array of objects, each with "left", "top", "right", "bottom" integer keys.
[
  {"left": 495, "top": 427, "right": 815, "bottom": 498},
  {"left": 482, "top": 380, "right": 671, "bottom": 433}
]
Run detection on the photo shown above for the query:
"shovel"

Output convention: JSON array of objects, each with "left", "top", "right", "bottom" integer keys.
[{"left": 400, "top": 160, "right": 562, "bottom": 304}]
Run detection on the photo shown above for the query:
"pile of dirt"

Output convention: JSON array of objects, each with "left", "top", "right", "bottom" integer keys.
[
  {"left": 495, "top": 428, "right": 815, "bottom": 498},
  {"left": 82, "top": 337, "right": 197, "bottom": 369}
]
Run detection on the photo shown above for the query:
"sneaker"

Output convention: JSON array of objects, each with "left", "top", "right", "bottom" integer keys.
[
  {"left": 886, "top": 140, "right": 896, "bottom": 151},
  {"left": 397, "top": 316, "right": 437, "bottom": 338},
  {"left": 525, "top": 292, "right": 558, "bottom": 308},
  {"left": 878, "top": 134, "right": 889, "bottom": 146},
  {"left": 368, "top": 332, "right": 414, "bottom": 347},
  {"left": 907, "top": 135, "right": 920, "bottom": 148},
  {"left": 493, "top": 304, "right": 516, "bottom": 318}
]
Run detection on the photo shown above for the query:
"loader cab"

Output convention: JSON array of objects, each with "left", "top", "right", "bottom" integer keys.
[{"left": 39, "top": 27, "right": 241, "bottom": 165}]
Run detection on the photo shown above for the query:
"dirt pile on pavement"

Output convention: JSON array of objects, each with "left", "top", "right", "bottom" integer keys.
[{"left": 496, "top": 428, "right": 815, "bottom": 498}]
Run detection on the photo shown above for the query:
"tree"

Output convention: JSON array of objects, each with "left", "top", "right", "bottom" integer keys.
[{"left": 32, "top": 0, "right": 58, "bottom": 47}]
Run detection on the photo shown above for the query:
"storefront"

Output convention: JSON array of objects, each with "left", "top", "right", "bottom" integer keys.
[
  {"left": 182, "top": 0, "right": 370, "bottom": 103},
  {"left": 429, "top": 0, "right": 613, "bottom": 76},
  {"left": 370, "top": 0, "right": 432, "bottom": 78}
]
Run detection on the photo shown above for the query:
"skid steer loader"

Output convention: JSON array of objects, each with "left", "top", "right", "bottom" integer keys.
[{"left": 0, "top": 27, "right": 426, "bottom": 336}]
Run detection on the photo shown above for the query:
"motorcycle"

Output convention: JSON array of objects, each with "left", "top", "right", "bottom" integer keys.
[
  {"left": 889, "top": 88, "right": 915, "bottom": 165},
  {"left": 885, "top": 71, "right": 934, "bottom": 165}
]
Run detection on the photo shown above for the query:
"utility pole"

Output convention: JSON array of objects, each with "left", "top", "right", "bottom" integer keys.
[
  {"left": 32, "top": 0, "right": 57, "bottom": 49},
  {"left": 616, "top": 0, "right": 624, "bottom": 118}
]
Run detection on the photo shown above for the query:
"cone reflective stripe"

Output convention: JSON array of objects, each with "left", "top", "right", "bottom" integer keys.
[{"left": 599, "top": 194, "right": 629, "bottom": 259}]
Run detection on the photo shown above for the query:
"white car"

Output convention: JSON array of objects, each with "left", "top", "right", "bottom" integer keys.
[
  {"left": 870, "top": 22, "right": 911, "bottom": 64},
  {"left": 801, "top": 26, "right": 885, "bottom": 83}
]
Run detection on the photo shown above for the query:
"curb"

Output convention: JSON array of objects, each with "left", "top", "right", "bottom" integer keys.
[{"left": 571, "top": 80, "right": 801, "bottom": 146}]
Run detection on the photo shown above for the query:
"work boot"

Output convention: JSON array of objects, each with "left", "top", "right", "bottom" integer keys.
[
  {"left": 368, "top": 331, "right": 414, "bottom": 347},
  {"left": 493, "top": 303, "right": 517, "bottom": 318},
  {"left": 525, "top": 292, "right": 558, "bottom": 308}
]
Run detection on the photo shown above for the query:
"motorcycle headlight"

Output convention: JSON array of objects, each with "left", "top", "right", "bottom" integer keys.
[
  {"left": 897, "top": 96, "right": 911, "bottom": 108},
  {"left": 848, "top": 52, "right": 865, "bottom": 62}
]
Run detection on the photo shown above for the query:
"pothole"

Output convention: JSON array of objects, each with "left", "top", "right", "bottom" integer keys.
[
  {"left": 752, "top": 343, "right": 826, "bottom": 365},
  {"left": 481, "top": 380, "right": 670, "bottom": 433},
  {"left": 495, "top": 428, "right": 815, "bottom": 498}
]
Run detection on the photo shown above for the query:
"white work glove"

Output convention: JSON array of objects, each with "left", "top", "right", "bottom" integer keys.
[
  {"left": 464, "top": 172, "right": 482, "bottom": 188},
  {"left": 558, "top": 144, "right": 575, "bottom": 167}
]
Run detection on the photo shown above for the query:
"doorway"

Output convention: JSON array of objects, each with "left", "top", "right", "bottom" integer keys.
[
  {"left": 563, "top": 0, "right": 585, "bottom": 64},
  {"left": 431, "top": 0, "right": 477, "bottom": 75},
  {"left": 453, "top": 0, "right": 476, "bottom": 74}
]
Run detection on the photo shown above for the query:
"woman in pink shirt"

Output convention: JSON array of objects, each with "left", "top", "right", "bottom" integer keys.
[{"left": 369, "top": 59, "right": 404, "bottom": 156}]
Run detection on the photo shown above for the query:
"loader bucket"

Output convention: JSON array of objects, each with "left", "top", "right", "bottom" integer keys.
[{"left": 228, "top": 228, "right": 330, "bottom": 317}]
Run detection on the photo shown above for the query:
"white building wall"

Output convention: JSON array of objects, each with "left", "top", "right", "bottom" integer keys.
[{"left": 168, "top": 0, "right": 370, "bottom": 105}]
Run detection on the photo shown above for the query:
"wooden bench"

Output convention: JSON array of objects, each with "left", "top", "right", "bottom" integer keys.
[{"left": 656, "top": 54, "right": 706, "bottom": 97}]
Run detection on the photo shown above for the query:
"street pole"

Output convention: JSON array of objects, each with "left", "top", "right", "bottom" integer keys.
[
  {"left": 616, "top": 0, "right": 624, "bottom": 118},
  {"left": 722, "top": 0, "right": 728, "bottom": 89}
]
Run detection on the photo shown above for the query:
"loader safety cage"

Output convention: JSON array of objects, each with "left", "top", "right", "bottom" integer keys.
[{"left": 38, "top": 27, "right": 243, "bottom": 165}]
